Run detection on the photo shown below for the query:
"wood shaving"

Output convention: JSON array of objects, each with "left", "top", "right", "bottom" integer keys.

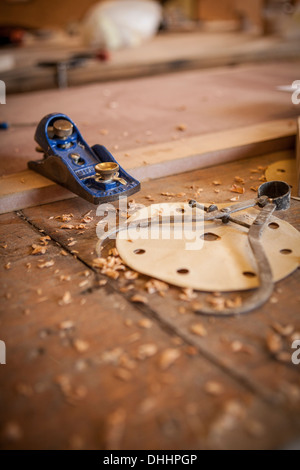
[
  {"left": 225, "top": 296, "right": 242, "bottom": 309},
  {"left": 234, "top": 176, "right": 245, "bottom": 184},
  {"left": 206, "top": 294, "right": 225, "bottom": 311},
  {"left": 108, "top": 247, "right": 119, "bottom": 257},
  {"left": 59, "top": 274, "right": 71, "bottom": 281},
  {"left": 266, "top": 331, "right": 283, "bottom": 354},
  {"left": 60, "top": 224, "right": 74, "bottom": 229},
  {"left": 230, "top": 340, "right": 254, "bottom": 355},
  {"left": 99, "top": 128, "right": 108, "bottom": 135},
  {"left": 138, "top": 318, "right": 153, "bottom": 329},
  {"left": 161, "top": 192, "right": 175, "bottom": 197},
  {"left": 137, "top": 343, "right": 158, "bottom": 360},
  {"left": 73, "top": 339, "right": 89, "bottom": 353},
  {"left": 92, "top": 258, "right": 107, "bottom": 269},
  {"left": 55, "top": 375, "right": 87, "bottom": 402},
  {"left": 36, "top": 296, "right": 48, "bottom": 303},
  {"left": 258, "top": 175, "right": 267, "bottom": 182},
  {"left": 59, "top": 291, "right": 72, "bottom": 305},
  {"left": 60, "top": 250, "right": 68, "bottom": 256},
  {"left": 67, "top": 240, "right": 77, "bottom": 247},
  {"left": 176, "top": 192, "right": 186, "bottom": 197},
  {"left": 56, "top": 214, "right": 73, "bottom": 222},
  {"left": 176, "top": 123, "right": 187, "bottom": 131},
  {"left": 145, "top": 279, "right": 169, "bottom": 294},
  {"left": 75, "top": 224, "right": 86, "bottom": 230},
  {"left": 81, "top": 270, "right": 90, "bottom": 277},
  {"left": 145, "top": 195, "right": 154, "bottom": 201},
  {"left": 179, "top": 288, "right": 197, "bottom": 302},
  {"left": 59, "top": 320, "right": 74, "bottom": 330},
  {"left": 250, "top": 186, "right": 258, "bottom": 192},
  {"left": 120, "top": 285, "right": 134, "bottom": 293},
  {"left": 159, "top": 348, "right": 180, "bottom": 370},
  {"left": 130, "top": 294, "right": 148, "bottom": 304},
  {"left": 99, "top": 279, "right": 107, "bottom": 286},
  {"left": 189, "top": 323, "right": 207, "bottom": 337},
  {"left": 230, "top": 184, "right": 245, "bottom": 194},
  {"left": 212, "top": 180, "right": 222, "bottom": 186},
  {"left": 31, "top": 244, "right": 47, "bottom": 255},
  {"left": 124, "top": 270, "right": 139, "bottom": 280},
  {"left": 272, "top": 322, "right": 294, "bottom": 337},
  {"left": 103, "top": 269, "right": 119, "bottom": 280},
  {"left": 79, "top": 280, "right": 89, "bottom": 288},
  {"left": 38, "top": 260, "right": 54, "bottom": 268},
  {"left": 39, "top": 235, "right": 51, "bottom": 245},
  {"left": 114, "top": 368, "right": 132, "bottom": 382},
  {"left": 204, "top": 380, "right": 224, "bottom": 396},
  {"left": 4, "top": 262, "right": 11, "bottom": 270}
]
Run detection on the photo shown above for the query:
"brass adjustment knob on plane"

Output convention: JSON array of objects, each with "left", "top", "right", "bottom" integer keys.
[
  {"left": 94, "top": 162, "right": 127, "bottom": 185},
  {"left": 53, "top": 119, "right": 73, "bottom": 138}
]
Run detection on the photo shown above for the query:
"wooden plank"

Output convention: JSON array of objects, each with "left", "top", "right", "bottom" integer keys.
[
  {"left": 2, "top": 62, "right": 299, "bottom": 177},
  {"left": 2, "top": 32, "right": 300, "bottom": 94},
  {"left": 1, "top": 162, "right": 300, "bottom": 449},
  {"left": 1, "top": 212, "right": 299, "bottom": 450},
  {"left": 0, "top": 119, "right": 296, "bottom": 214},
  {"left": 21, "top": 149, "right": 300, "bottom": 408}
]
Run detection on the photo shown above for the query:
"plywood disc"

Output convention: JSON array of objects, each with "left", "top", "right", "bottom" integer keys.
[{"left": 116, "top": 203, "right": 300, "bottom": 292}]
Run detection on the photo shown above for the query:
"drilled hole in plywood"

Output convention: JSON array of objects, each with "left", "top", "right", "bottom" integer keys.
[
  {"left": 176, "top": 208, "right": 185, "bottom": 213},
  {"left": 280, "top": 249, "right": 292, "bottom": 255},
  {"left": 177, "top": 268, "right": 189, "bottom": 275},
  {"left": 200, "top": 232, "right": 221, "bottom": 241},
  {"left": 277, "top": 168, "right": 286, "bottom": 173},
  {"left": 243, "top": 271, "right": 256, "bottom": 278},
  {"left": 134, "top": 249, "right": 146, "bottom": 255},
  {"left": 268, "top": 222, "right": 279, "bottom": 229}
]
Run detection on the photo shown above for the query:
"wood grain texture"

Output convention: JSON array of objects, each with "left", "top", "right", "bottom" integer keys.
[
  {"left": 1, "top": 150, "right": 299, "bottom": 450},
  {"left": 2, "top": 32, "right": 300, "bottom": 94},
  {"left": 1, "top": 61, "right": 300, "bottom": 177},
  {"left": 0, "top": 121, "right": 296, "bottom": 214}
]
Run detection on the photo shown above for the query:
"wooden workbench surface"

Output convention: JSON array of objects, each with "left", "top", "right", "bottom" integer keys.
[
  {"left": 2, "top": 31, "right": 300, "bottom": 94},
  {"left": 1, "top": 149, "right": 300, "bottom": 450},
  {"left": 1, "top": 61, "right": 300, "bottom": 177}
]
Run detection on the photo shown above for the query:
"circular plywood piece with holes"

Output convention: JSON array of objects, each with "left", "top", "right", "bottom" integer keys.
[
  {"left": 116, "top": 203, "right": 300, "bottom": 291},
  {"left": 265, "top": 159, "right": 297, "bottom": 196}
]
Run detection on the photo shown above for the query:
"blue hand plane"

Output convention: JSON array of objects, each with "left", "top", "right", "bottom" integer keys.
[{"left": 28, "top": 112, "right": 140, "bottom": 204}]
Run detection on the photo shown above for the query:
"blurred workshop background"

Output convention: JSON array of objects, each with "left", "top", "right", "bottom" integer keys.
[{"left": 0, "top": 0, "right": 299, "bottom": 94}]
